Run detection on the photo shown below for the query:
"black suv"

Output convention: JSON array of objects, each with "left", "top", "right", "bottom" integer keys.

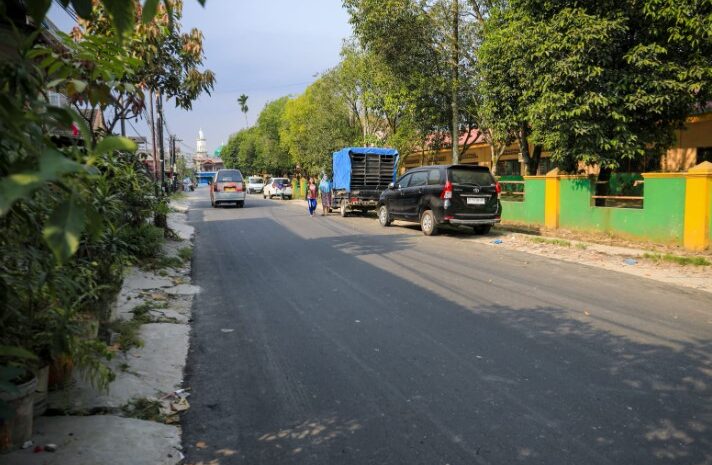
[{"left": 377, "top": 164, "right": 501, "bottom": 236}]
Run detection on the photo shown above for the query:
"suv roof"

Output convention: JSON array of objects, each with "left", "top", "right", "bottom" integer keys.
[{"left": 403, "top": 164, "right": 493, "bottom": 175}]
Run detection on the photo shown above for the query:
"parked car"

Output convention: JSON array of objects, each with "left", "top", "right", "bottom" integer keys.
[
  {"left": 247, "top": 176, "right": 265, "bottom": 194},
  {"left": 210, "top": 169, "right": 246, "bottom": 208},
  {"left": 263, "top": 177, "right": 293, "bottom": 199},
  {"left": 377, "top": 164, "right": 501, "bottom": 236}
]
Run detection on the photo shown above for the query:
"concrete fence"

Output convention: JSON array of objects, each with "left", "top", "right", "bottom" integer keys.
[{"left": 500, "top": 161, "right": 712, "bottom": 251}]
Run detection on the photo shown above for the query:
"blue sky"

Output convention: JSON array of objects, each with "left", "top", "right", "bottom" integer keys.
[{"left": 49, "top": 0, "right": 352, "bottom": 154}]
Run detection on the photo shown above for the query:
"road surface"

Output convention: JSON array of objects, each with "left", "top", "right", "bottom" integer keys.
[{"left": 182, "top": 188, "right": 711, "bottom": 465}]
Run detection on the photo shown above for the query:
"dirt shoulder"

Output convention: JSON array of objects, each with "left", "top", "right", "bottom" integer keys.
[{"left": 481, "top": 224, "right": 712, "bottom": 295}]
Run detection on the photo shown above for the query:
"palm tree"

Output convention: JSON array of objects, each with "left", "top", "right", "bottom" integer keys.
[{"left": 238, "top": 94, "right": 249, "bottom": 127}]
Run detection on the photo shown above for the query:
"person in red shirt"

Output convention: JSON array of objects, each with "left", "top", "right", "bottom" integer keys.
[{"left": 306, "top": 177, "right": 318, "bottom": 217}]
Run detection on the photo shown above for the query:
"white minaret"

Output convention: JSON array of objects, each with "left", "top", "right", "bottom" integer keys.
[{"left": 196, "top": 128, "right": 207, "bottom": 156}]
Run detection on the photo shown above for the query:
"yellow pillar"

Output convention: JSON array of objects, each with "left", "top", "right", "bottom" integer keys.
[
  {"left": 544, "top": 168, "right": 560, "bottom": 229},
  {"left": 683, "top": 161, "right": 712, "bottom": 251}
]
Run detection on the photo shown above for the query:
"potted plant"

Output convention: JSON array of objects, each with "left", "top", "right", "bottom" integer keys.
[{"left": 0, "top": 346, "right": 38, "bottom": 453}]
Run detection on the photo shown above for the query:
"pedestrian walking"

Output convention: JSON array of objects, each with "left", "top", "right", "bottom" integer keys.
[
  {"left": 319, "top": 174, "right": 332, "bottom": 216},
  {"left": 306, "top": 177, "right": 318, "bottom": 217}
]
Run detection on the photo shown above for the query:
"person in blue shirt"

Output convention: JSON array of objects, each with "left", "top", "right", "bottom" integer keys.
[{"left": 319, "top": 174, "right": 333, "bottom": 216}]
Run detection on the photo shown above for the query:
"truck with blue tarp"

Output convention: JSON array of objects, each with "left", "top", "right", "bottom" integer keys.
[{"left": 332, "top": 147, "right": 399, "bottom": 216}]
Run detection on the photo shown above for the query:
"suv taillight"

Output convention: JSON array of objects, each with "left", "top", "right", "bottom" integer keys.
[
  {"left": 214, "top": 184, "right": 219, "bottom": 192},
  {"left": 440, "top": 180, "right": 453, "bottom": 199},
  {"left": 495, "top": 181, "right": 501, "bottom": 198}
]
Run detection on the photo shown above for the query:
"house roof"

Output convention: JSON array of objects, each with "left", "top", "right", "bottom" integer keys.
[{"left": 424, "top": 129, "right": 486, "bottom": 149}]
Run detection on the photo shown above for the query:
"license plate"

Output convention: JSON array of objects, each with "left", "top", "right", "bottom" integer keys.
[
  {"left": 225, "top": 187, "right": 235, "bottom": 192},
  {"left": 467, "top": 197, "right": 486, "bottom": 205}
]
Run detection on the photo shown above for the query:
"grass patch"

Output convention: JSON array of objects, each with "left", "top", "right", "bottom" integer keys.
[
  {"left": 170, "top": 190, "right": 186, "bottom": 201},
  {"left": 106, "top": 319, "right": 143, "bottom": 352},
  {"left": 130, "top": 302, "right": 155, "bottom": 324},
  {"left": 643, "top": 253, "right": 711, "bottom": 266},
  {"left": 575, "top": 243, "right": 588, "bottom": 250},
  {"left": 531, "top": 237, "right": 572, "bottom": 247},
  {"left": 143, "top": 254, "right": 184, "bottom": 271},
  {"left": 122, "top": 398, "right": 163, "bottom": 422},
  {"left": 178, "top": 246, "right": 193, "bottom": 262}
]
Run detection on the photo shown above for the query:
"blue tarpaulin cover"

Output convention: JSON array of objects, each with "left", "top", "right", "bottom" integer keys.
[{"left": 332, "top": 147, "right": 399, "bottom": 191}]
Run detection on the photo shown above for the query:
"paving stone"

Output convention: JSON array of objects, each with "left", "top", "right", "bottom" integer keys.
[
  {"left": 49, "top": 323, "right": 190, "bottom": 412},
  {"left": 2, "top": 415, "right": 182, "bottom": 465}
]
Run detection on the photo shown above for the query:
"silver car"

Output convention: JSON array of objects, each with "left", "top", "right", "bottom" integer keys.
[{"left": 210, "top": 169, "right": 246, "bottom": 208}]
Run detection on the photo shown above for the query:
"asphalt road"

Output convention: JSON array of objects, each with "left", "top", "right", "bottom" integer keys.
[{"left": 183, "top": 188, "right": 712, "bottom": 465}]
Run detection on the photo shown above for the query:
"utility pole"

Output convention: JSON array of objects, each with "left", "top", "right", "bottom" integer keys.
[
  {"left": 120, "top": 96, "right": 126, "bottom": 136},
  {"left": 149, "top": 90, "right": 158, "bottom": 181},
  {"left": 157, "top": 91, "right": 166, "bottom": 192}
]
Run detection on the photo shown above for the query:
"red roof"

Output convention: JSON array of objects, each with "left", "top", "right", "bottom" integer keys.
[{"left": 424, "top": 129, "right": 485, "bottom": 149}]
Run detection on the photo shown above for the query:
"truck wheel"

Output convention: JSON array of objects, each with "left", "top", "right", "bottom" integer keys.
[
  {"left": 378, "top": 205, "right": 391, "bottom": 227},
  {"left": 420, "top": 210, "right": 438, "bottom": 236},
  {"left": 340, "top": 201, "right": 348, "bottom": 217}
]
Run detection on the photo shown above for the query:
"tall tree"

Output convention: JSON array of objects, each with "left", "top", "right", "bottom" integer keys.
[
  {"left": 480, "top": 0, "right": 712, "bottom": 172},
  {"left": 281, "top": 73, "right": 360, "bottom": 174},
  {"left": 238, "top": 94, "right": 249, "bottom": 127},
  {"left": 344, "top": 0, "right": 486, "bottom": 164},
  {"left": 68, "top": 0, "right": 215, "bottom": 142}
]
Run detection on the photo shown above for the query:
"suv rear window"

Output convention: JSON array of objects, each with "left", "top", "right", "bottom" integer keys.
[
  {"left": 448, "top": 167, "right": 494, "bottom": 186},
  {"left": 217, "top": 170, "right": 243, "bottom": 182}
]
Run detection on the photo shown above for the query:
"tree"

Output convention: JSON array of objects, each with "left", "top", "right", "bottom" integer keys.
[
  {"left": 223, "top": 97, "right": 292, "bottom": 174},
  {"left": 281, "top": 73, "right": 360, "bottom": 174},
  {"left": 344, "top": 0, "right": 489, "bottom": 164},
  {"left": 480, "top": 0, "right": 712, "bottom": 172},
  {"left": 478, "top": 6, "right": 541, "bottom": 174},
  {"left": 78, "top": 1, "right": 215, "bottom": 112},
  {"left": 238, "top": 94, "right": 249, "bottom": 127}
]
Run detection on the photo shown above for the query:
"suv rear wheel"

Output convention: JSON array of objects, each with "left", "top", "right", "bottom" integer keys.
[
  {"left": 420, "top": 210, "right": 438, "bottom": 236},
  {"left": 378, "top": 205, "right": 391, "bottom": 227}
]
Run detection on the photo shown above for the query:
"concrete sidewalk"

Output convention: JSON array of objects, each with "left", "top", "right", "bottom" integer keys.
[{"left": 4, "top": 196, "right": 198, "bottom": 465}]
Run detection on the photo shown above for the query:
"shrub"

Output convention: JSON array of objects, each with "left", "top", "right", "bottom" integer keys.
[{"left": 121, "top": 224, "right": 165, "bottom": 260}]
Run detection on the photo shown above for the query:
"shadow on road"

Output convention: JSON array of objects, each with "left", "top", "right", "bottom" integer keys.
[{"left": 183, "top": 214, "right": 711, "bottom": 465}]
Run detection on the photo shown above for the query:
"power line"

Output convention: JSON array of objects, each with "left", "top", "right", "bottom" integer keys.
[{"left": 54, "top": 0, "right": 79, "bottom": 22}]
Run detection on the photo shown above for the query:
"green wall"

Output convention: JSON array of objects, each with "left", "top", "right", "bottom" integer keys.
[
  {"left": 558, "top": 177, "right": 685, "bottom": 244},
  {"left": 501, "top": 178, "right": 545, "bottom": 225}
]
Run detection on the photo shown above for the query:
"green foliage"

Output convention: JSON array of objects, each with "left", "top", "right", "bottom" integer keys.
[
  {"left": 107, "top": 319, "right": 144, "bottom": 352},
  {"left": 178, "top": 246, "right": 193, "bottom": 262},
  {"left": 479, "top": 0, "right": 712, "bottom": 171},
  {"left": 531, "top": 237, "right": 572, "bottom": 247},
  {"left": 643, "top": 253, "right": 711, "bottom": 267},
  {"left": 344, "top": 0, "right": 488, "bottom": 163},
  {"left": 121, "top": 397, "right": 163, "bottom": 421},
  {"left": 223, "top": 97, "right": 293, "bottom": 175},
  {"left": 122, "top": 224, "right": 165, "bottom": 260},
  {"left": 79, "top": 0, "right": 215, "bottom": 110},
  {"left": 0, "top": 0, "right": 210, "bottom": 416},
  {"left": 281, "top": 72, "right": 360, "bottom": 174}
]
